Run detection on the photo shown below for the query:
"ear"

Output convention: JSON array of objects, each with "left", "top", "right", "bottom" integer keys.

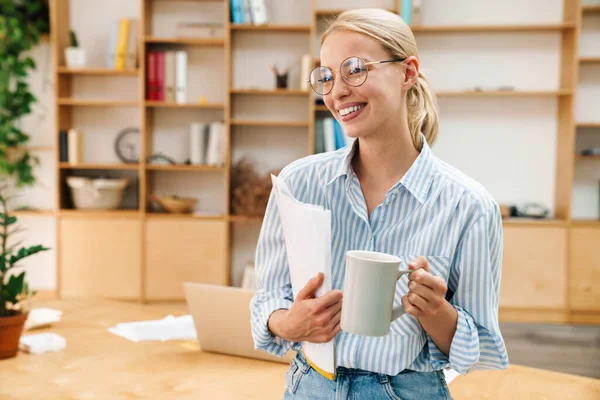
[{"left": 402, "top": 56, "right": 419, "bottom": 91}]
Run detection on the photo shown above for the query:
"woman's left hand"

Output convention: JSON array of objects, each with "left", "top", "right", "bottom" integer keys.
[{"left": 401, "top": 256, "right": 448, "bottom": 318}]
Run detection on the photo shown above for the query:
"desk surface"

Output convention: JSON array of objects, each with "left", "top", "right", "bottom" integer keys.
[{"left": 2, "top": 299, "right": 599, "bottom": 400}]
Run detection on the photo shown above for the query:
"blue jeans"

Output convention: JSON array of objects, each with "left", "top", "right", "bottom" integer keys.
[{"left": 283, "top": 351, "right": 452, "bottom": 400}]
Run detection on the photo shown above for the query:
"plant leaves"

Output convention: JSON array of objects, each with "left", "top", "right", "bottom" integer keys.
[
  {"left": 9, "top": 244, "right": 50, "bottom": 266},
  {"left": 3, "top": 271, "right": 25, "bottom": 304}
]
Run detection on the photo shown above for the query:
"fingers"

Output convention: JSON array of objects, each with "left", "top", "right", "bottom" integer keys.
[
  {"left": 407, "top": 291, "right": 428, "bottom": 311},
  {"left": 408, "top": 256, "right": 430, "bottom": 272},
  {"left": 296, "top": 273, "right": 324, "bottom": 300},
  {"left": 408, "top": 268, "right": 436, "bottom": 290},
  {"left": 401, "top": 294, "right": 422, "bottom": 317},
  {"left": 318, "top": 289, "right": 343, "bottom": 308},
  {"left": 408, "top": 280, "right": 436, "bottom": 301}
]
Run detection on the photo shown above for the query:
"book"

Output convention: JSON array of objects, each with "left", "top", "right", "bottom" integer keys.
[
  {"left": 106, "top": 20, "right": 119, "bottom": 69},
  {"left": 175, "top": 51, "right": 187, "bottom": 104},
  {"left": 249, "top": 0, "right": 268, "bottom": 25},
  {"left": 147, "top": 52, "right": 157, "bottom": 100},
  {"left": 164, "top": 51, "right": 176, "bottom": 103},
  {"left": 125, "top": 19, "right": 138, "bottom": 69},
  {"left": 156, "top": 51, "right": 165, "bottom": 101},
  {"left": 67, "top": 129, "right": 82, "bottom": 165},
  {"left": 115, "top": 18, "right": 130, "bottom": 70},
  {"left": 189, "top": 122, "right": 208, "bottom": 164},
  {"left": 401, "top": 0, "right": 412, "bottom": 25},
  {"left": 230, "top": 0, "right": 244, "bottom": 24},
  {"left": 270, "top": 174, "right": 336, "bottom": 381},
  {"left": 59, "top": 130, "right": 69, "bottom": 162},
  {"left": 323, "top": 118, "right": 336, "bottom": 152}
]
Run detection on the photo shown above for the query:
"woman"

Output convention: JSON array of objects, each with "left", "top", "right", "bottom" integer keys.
[{"left": 250, "top": 8, "right": 509, "bottom": 400}]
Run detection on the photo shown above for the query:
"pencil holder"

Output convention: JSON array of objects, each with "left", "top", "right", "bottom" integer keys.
[{"left": 276, "top": 73, "right": 289, "bottom": 89}]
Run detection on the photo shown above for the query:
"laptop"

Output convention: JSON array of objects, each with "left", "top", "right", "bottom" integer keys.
[{"left": 183, "top": 282, "right": 295, "bottom": 365}]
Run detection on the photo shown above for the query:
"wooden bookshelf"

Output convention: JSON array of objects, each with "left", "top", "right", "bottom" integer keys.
[
  {"left": 582, "top": 4, "right": 600, "bottom": 14},
  {"left": 59, "top": 210, "right": 140, "bottom": 217},
  {"left": 146, "top": 164, "right": 226, "bottom": 172},
  {"left": 57, "top": 98, "right": 139, "bottom": 107},
  {"left": 575, "top": 154, "right": 600, "bottom": 160},
  {"left": 13, "top": 209, "right": 56, "bottom": 217},
  {"left": 230, "top": 89, "right": 310, "bottom": 96},
  {"left": 228, "top": 215, "right": 263, "bottom": 223},
  {"left": 231, "top": 119, "right": 309, "bottom": 127},
  {"left": 59, "top": 163, "right": 140, "bottom": 170},
  {"left": 144, "top": 36, "right": 225, "bottom": 46},
  {"left": 144, "top": 101, "right": 225, "bottom": 109},
  {"left": 576, "top": 122, "right": 600, "bottom": 128},
  {"left": 40, "top": 0, "right": 600, "bottom": 321},
  {"left": 57, "top": 67, "right": 139, "bottom": 76},
  {"left": 579, "top": 57, "right": 600, "bottom": 64},
  {"left": 436, "top": 90, "right": 572, "bottom": 97},
  {"left": 410, "top": 23, "right": 575, "bottom": 33},
  {"left": 230, "top": 24, "right": 311, "bottom": 32}
]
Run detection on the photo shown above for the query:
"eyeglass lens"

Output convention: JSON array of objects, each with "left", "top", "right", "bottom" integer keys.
[{"left": 309, "top": 57, "right": 369, "bottom": 95}]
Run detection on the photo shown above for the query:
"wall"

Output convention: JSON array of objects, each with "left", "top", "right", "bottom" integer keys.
[{"left": 16, "top": 0, "right": 600, "bottom": 291}]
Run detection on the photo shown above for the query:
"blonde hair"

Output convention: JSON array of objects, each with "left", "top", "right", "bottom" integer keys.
[{"left": 321, "top": 8, "right": 439, "bottom": 149}]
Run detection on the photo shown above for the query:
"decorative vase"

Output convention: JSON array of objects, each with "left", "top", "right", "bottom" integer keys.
[
  {"left": 65, "top": 47, "right": 86, "bottom": 68},
  {"left": 0, "top": 312, "right": 28, "bottom": 359}
]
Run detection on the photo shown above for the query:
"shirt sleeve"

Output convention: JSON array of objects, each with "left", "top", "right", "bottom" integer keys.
[
  {"left": 427, "top": 203, "right": 509, "bottom": 375},
  {"left": 249, "top": 186, "right": 296, "bottom": 357}
]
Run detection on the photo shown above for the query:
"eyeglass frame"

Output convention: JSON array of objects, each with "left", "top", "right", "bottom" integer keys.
[{"left": 308, "top": 56, "right": 407, "bottom": 96}]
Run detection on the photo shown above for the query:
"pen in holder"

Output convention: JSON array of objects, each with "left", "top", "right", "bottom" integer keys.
[{"left": 271, "top": 63, "right": 289, "bottom": 89}]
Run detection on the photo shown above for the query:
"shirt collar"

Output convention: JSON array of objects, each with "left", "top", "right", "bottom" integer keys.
[{"left": 325, "top": 133, "right": 436, "bottom": 204}]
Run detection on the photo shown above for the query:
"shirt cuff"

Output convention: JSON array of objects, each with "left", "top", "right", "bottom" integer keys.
[
  {"left": 427, "top": 305, "right": 480, "bottom": 375},
  {"left": 251, "top": 297, "right": 295, "bottom": 358}
]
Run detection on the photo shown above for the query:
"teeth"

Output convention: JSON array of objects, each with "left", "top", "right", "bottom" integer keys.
[{"left": 339, "top": 104, "right": 365, "bottom": 116}]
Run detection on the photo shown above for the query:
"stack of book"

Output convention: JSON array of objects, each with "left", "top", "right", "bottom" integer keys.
[
  {"left": 146, "top": 51, "right": 187, "bottom": 103},
  {"left": 188, "top": 121, "right": 227, "bottom": 166},
  {"left": 315, "top": 118, "right": 354, "bottom": 154},
  {"left": 106, "top": 18, "right": 138, "bottom": 70},
  {"left": 230, "top": 0, "right": 268, "bottom": 25}
]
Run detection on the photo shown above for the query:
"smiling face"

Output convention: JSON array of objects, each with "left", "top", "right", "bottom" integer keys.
[{"left": 320, "top": 30, "right": 409, "bottom": 139}]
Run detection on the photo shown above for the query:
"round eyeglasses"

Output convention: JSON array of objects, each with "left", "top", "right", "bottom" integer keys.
[{"left": 308, "top": 56, "right": 406, "bottom": 96}]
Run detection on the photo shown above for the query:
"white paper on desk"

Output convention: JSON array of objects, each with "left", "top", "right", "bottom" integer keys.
[
  {"left": 271, "top": 174, "right": 336, "bottom": 379},
  {"left": 107, "top": 315, "right": 197, "bottom": 342}
]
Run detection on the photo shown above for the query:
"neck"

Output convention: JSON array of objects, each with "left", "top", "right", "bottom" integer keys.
[{"left": 352, "top": 123, "right": 420, "bottom": 188}]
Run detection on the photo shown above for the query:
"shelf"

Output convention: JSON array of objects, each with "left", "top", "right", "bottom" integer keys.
[
  {"left": 315, "top": 105, "right": 329, "bottom": 111},
  {"left": 13, "top": 145, "right": 56, "bottom": 152},
  {"left": 58, "top": 98, "right": 139, "bottom": 107},
  {"left": 571, "top": 219, "right": 600, "bottom": 227},
  {"left": 230, "top": 24, "right": 310, "bottom": 32},
  {"left": 57, "top": 67, "right": 139, "bottom": 76},
  {"left": 436, "top": 90, "right": 571, "bottom": 97},
  {"left": 576, "top": 123, "right": 600, "bottom": 128},
  {"left": 147, "top": 213, "right": 225, "bottom": 221},
  {"left": 315, "top": 9, "right": 396, "bottom": 16},
  {"left": 229, "top": 215, "right": 263, "bottom": 223},
  {"left": 583, "top": 5, "right": 600, "bottom": 14},
  {"left": 59, "top": 209, "right": 140, "bottom": 217},
  {"left": 59, "top": 163, "right": 140, "bottom": 170},
  {"left": 12, "top": 209, "right": 56, "bottom": 217},
  {"left": 230, "top": 89, "right": 310, "bottom": 96},
  {"left": 576, "top": 154, "right": 600, "bottom": 160},
  {"left": 411, "top": 23, "right": 575, "bottom": 33},
  {"left": 231, "top": 119, "right": 309, "bottom": 127},
  {"left": 502, "top": 218, "right": 566, "bottom": 227},
  {"left": 144, "top": 36, "right": 225, "bottom": 46},
  {"left": 580, "top": 57, "right": 600, "bottom": 64},
  {"left": 146, "top": 164, "right": 225, "bottom": 172},
  {"left": 145, "top": 101, "right": 225, "bottom": 109}
]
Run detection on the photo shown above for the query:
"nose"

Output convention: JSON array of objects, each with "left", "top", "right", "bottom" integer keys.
[{"left": 330, "top": 76, "right": 351, "bottom": 101}]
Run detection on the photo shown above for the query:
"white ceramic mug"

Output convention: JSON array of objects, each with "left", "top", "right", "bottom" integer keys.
[{"left": 341, "top": 250, "right": 410, "bottom": 337}]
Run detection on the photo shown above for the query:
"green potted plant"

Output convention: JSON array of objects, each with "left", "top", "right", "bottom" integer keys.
[
  {"left": 0, "top": 184, "right": 49, "bottom": 359},
  {"left": 0, "top": 0, "right": 48, "bottom": 187},
  {"left": 65, "top": 30, "right": 86, "bottom": 68}
]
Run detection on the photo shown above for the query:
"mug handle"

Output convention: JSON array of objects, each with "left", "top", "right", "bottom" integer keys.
[{"left": 390, "top": 267, "right": 420, "bottom": 321}]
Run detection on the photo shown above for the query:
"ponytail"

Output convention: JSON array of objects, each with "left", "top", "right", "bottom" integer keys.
[{"left": 407, "top": 70, "right": 439, "bottom": 150}]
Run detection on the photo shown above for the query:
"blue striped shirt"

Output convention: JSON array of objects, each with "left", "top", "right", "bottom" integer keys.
[{"left": 250, "top": 134, "right": 509, "bottom": 376}]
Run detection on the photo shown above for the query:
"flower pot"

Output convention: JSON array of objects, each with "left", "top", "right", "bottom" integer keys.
[
  {"left": 65, "top": 47, "right": 86, "bottom": 68},
  {"left": 0, "top": 312, "right": 28, "bottom": 359}
]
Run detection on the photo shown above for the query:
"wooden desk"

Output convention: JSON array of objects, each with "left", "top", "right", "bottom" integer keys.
[{"left": 1, "top": 299, "right": 599, "bottom": 400}]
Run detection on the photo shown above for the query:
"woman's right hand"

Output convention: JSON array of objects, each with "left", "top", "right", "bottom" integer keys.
[{"left": 268, "top": 273, "right": 343, "bottom": 343}]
